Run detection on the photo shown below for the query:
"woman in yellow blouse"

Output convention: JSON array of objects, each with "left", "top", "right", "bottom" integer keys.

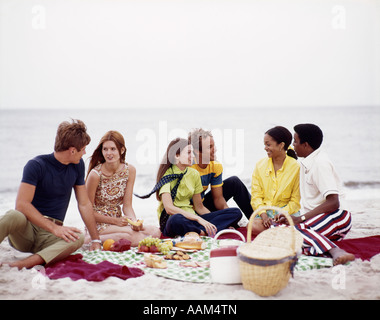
[{"left": 251, "top": 126, "right": 300, "bottom": 235}]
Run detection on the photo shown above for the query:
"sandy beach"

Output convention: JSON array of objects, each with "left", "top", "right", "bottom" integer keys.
[
  {"left": 1, "top": 193, "right": 379, "bottom": 301},
  {"left": 1, "top": 0, "right": 379, "bottom": 305}
]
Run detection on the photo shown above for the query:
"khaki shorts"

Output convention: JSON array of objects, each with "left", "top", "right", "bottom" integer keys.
[{"left": 0, "top": 209, "right": 84, "bottom": 264}]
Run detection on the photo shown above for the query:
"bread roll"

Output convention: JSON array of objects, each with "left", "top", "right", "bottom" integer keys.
[
  {"left": 126, "top": 218, "right": 144, "bottom": 227},
  {"left": 175, "top": 239, "right": 206, "bottom": 250},
  {"left": 144, "top": 253, "right": 167, "bottom": 269}
]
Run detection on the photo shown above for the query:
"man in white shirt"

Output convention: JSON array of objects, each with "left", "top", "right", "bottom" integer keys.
[
  {"left": 299, "top": 148, "right": 342, "bottom": 213},
  {"left": 290, "top": 123, "right": 355, "bottom": 266}
]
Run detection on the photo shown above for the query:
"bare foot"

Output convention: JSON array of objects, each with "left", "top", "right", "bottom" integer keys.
[
  {"left": 0, "top": 261, "right": 19, "bottom": 269},
  {"left": 329, "top": 247, "right": 355, "bottom": 266},
  {"left": 0, "top": 261, "right": 12, "bottom": 268},
  {"left": 0, "top": 254, "right": 45, "bottom": 270}
]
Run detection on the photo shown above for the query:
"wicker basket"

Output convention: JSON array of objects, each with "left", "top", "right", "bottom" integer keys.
[{"left": 238, "top": 206, "right": 303, "bottom": 297}]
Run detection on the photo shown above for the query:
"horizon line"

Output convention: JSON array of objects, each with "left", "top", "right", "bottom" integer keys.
[{"left": 1, "top": 105, "right": 379, "bottom": 111}]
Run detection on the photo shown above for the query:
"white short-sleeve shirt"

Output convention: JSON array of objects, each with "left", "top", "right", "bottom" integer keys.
[{"left": 299, "top": 148, "right": 342, "bottom": 213}]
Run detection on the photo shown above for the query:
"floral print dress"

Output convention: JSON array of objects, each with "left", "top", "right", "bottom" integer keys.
[{"left": 91, "top": 163, "right": 129, "bottom": 232}]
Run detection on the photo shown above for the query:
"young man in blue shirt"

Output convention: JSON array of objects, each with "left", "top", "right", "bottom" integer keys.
[{"left": 0, "top": 119, "right": 101, "bottom": 269}]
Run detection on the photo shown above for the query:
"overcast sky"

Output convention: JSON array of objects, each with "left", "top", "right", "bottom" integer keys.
[{"left": 0, "top": 0, "right": 379, "bottom": 109}]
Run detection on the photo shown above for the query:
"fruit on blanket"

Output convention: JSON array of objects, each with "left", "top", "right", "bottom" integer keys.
[
  {"left": 103, "top": 239, "right": 115, "bottom": 251},
  {"left": 138, "top": 236, "right": 171, "bottom": 254},
  {"left": 138, "top": 236, "right": 160, "bottom": 251},
  {"left": 163, "top": 240, "right": 173, "bottom": 250},
  {"left": 149, "top": 245, "right": 159, "bottom": 253},
  {"left": 139, "top": 245, "right": 149, "bottom": 252},
  {"left": 126, "top": 218, "right": 144, "bottom": 227},
  {"left": 157, "top": 242, "right": 171, "bottom": 255},
  {"left": 111, "top": 239, "right": 131, "bottom": 252}
]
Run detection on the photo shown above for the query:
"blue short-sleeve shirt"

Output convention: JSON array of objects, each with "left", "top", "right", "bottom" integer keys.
[{"left": 21, "top": 153, "right": 85, "bottom": 221}]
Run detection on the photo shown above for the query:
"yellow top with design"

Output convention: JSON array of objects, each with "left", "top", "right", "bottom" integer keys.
[
  {"left": 251, "top": 156, "right": 300, "bottom": 215},
  {"left": 190, "top": 161, "right": 223, "bottom": 199},
  {"left": 157, "top": 165, "right": 204, "bottom": 218}
]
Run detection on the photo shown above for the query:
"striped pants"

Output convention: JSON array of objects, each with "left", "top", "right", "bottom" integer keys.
[{"left": 295, "top": 209, "right": 352, "bottom": 256}]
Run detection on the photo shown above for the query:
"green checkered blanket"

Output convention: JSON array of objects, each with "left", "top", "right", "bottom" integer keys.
[{"left": 75, "top": 237, "right": 333, "bottom": 283}]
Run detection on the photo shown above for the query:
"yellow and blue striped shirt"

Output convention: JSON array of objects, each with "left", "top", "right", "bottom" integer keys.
[{"left": 191, "top": 161, "right": 224, "bottom": 199}]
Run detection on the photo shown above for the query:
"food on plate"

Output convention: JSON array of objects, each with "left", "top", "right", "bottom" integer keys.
[
  {"left": 174, "top": 232, "right": 206, "bottom": 250},
  {"left": 144, "top": 253, "right": 167, "bottom": 269},
  {"left": 138, "top": 236, "right": 171, "bottom": 254},
  {"left": 165, "top": 251, "right": 190, "bottom": 260},
  {"left": 163, "top": 240, "right": 173, "bottom": 250}
]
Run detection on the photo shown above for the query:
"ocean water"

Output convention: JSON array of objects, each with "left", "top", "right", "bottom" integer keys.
[{"left": 1, "top": 106, "right": 379, "bottom": 217}]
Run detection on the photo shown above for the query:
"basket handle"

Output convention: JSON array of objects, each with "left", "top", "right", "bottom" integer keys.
[
  {"left": 214, "top": 229, "right": 246, "bottom": 242},
  {"left": 247, "top": 206, "right": 296, "bottom": 253}
]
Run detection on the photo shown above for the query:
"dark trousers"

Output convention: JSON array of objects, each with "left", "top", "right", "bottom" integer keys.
[
  {"left": 202, "top": 176, "right": 253, "bottom": 219},
  {"left": 162, "top": 208, "right": 242, "bottom": 238}
]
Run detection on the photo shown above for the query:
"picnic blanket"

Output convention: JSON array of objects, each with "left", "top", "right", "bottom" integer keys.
[
  {"left": 46, "top": 234, "right": 380, "bottom": 283},
  {"left": 53, "top": 237, "right": 334, "bottom": 283},
  {"left": 77, "top": 246, "right": 211, "bottom": 283},
  {"left": 45, "top": 253, "right": 144, "bottom": 282},
  {"left": 335, "top": 235, "right": 380, "bottom": 261}
]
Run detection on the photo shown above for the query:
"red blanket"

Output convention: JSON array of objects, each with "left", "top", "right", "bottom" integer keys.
[
  {"left": 336, "top": 235, "right": 380, "bottom": 261},
  {"left": 218, "top": 227, "right": 380, "bottom": 261},
  {"left": 45, "top": 254, "right": 144, "bottom": 282}
]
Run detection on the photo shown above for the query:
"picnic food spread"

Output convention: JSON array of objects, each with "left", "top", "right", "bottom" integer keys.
[
  {"left": 141, "top": 233, "right": 205, "bottom": 269},
  {"left": 71, "top": 221, "right": 343, "bottom": 288},
  {"left": 96, "top": 232, "right": 239, "bottom": 280},
  {"left": 136, "top": 233, "right": 208, "bottom": 269}
]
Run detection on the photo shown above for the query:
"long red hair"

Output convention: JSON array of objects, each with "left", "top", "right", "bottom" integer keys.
[{"left": 87, "top": 130, "right": 126, "bottom": 178}]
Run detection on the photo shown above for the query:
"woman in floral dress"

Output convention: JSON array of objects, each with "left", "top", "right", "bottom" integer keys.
[{"left": 86, "top": 131, "right": 161, "bottom": 246}]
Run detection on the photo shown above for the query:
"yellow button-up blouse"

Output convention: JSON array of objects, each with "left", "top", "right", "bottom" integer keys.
[{"left": 251, "top": 155, "right": 300, "bottom": 215}]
